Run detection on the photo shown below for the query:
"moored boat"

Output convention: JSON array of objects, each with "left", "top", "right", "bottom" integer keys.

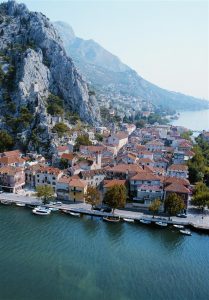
[
  {"left": 123, "top": 218, "right": 134, "bottom": 223},
  {"left": 173, "top": 224, "right": 184, "bottom": 229},
  {"left": 180, "top": 229, "right": 192, "bottom": 236},
  {"left": 103, "top": 216, "right": 120, "bottom": 223},
  {"left": 16, "top": 202, "right": 26, "bottom": 207},
  {"left": 62, "top": 209, "right": 81, "bottom": 217},
  {"left": 48, "top": 207, "right": 59, "bottom": 212},
  {"left": 32, "top": 206, "right": 51, "bottom": 216},
  {"left": 155, "top": 221, "right": 168, "bottom": 227},
  {"left": 1, "top": 200, "right": 12, "bottom": 205},
  {"left": 139, "top": 219, "right": 151, "bottom": 225}
]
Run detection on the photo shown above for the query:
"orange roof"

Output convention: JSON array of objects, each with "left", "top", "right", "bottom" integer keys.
[
  {"left": 104, "top": 179, "right": 126, "bottom": 188},
  {"left": 61, "top": 153, "right": 76, "bottom": 160},
  {"left": 69, "top": 178, "right": 87, "bottom": 188},
  {"left": 80, "top": 145, "right": 105, "bottom": 152},
  {"left": 164, "top": 183, "right": 190, "bottom": 194},
  {"left": 109, "top": 164, "right": 143, "bottom": 173},
  {"left": 0, "top": 166, "right": 23, "bottom": 175},
  {"left": 0, "top": 156, "right": 24, "bottom": 165},
  {"left": 2, "top": 150, "right": 21, "bottom": 157},
  {"left": 131, "top": 172, "right": 161, "bottom": 181},
  {"left": 168, "top": 164, "right": 188, "bottom": 171},
  {"left": 164, "top": 176, "right": 190, "bottom": 186},
  {"left": 36, "top": 165, "right": 62, "bottom": 175}
]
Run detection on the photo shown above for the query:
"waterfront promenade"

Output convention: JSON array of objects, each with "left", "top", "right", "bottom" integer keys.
[{"left": 0, "top": 193, "right": 209, "bottom": 233}]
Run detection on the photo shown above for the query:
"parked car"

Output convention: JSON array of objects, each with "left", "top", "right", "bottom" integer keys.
[{"left": 176, "top": 213, "right": 187, "bottom": 218}]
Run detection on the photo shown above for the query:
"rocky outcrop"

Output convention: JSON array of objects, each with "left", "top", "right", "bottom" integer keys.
[{"left": 0, "top": 0, "right": 100, "bottom": 153}]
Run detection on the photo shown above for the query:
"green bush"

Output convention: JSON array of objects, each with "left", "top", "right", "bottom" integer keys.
[{"left": 52, "top": 122, "right": 70, "bottom": 137}]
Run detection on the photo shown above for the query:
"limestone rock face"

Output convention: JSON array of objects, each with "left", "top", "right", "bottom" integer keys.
[{"left": 0, "top": 0, "right": 100, "bottom": 153}]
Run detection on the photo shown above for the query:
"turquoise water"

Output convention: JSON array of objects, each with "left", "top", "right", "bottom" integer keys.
[
  {"left": 171, "top": 109, "right": 209, "bottom": 131},
  {"left": 0, "top": 206, "right": 209, "bottom": 300}
]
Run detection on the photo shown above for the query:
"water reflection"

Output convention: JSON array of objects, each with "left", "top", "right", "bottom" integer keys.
[
  {"left": 81, "top": 215, "right": 100, "bottom": 238},
  {"left": 103, "top": 221, "right": 124, "bottom": 242}
]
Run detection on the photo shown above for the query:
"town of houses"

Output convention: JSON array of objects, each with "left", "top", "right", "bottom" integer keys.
[{"left": 0, "top": 122, "right": 205, "bottom": 212}]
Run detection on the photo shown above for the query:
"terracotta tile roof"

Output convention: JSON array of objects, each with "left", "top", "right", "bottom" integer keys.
[
  {"left": 109, "top": 164, "right": 143, "bottom": 173},
  {"left": 163, "top": 176, "right": 190, "bottom": 186},
  {"left": 69, "top": 178, "right": 87, "bottom": 188},
  {"left": 2, "top": 150, "right": 21, "bottom": 157},
  {"left": 61, "top": 153, "right": 76, "bottom": 160},
  {"left": 104, "top": 179, "right": 126, "bottom": 188},
  {"left": 168, "top": 164, "right": 188, "bottom": 171},
  {"left": 146, "top": 140, "right": 164, "bottom": 146},
  {"left": 164, "top": 183, "right": 190, "bottom": 194},
  {"left": 114, "top": 131, "right": 129, "bottom": 140},
  {"left": 0, "top": 156, "right": 24, "bottom": 165},
  {"left": 138, "top": 158, "right": 153, "bottom": 164},
  {"left": 36, "top": 165, "right": 63, "bottom": 175},
  {"left": 131, "top": 172, "right": 161, "bottom": 181},
  {"left": 57, "top": 145, "right": 68, "bottom": 152},
  {"left": 80, "top": 145, "right": 105, "bottom": 152},
  {"left": 80, "top": 169, "right": 106, "bottom": 178},
  {"left": 0, "top": 166, "right": 23, "bottom": 175}
]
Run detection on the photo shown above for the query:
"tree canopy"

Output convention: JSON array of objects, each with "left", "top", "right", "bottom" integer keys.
[
  {"left": 104, "top": 184, "right": 127, "bottom": 213},
  {"left": 149, "top": 199, "right": 162, "bottom": 217},
  {"left": 0, "top": 130, "right": 14, "bottom": 152},
  {"left": 191, "top": 182, "right": 209, "bottom": 210},
  {"left": 84, "top": 186, "right": 100, "bottom": 209},
  {"left": 164, "top": 193, "right": 185, "bottom": 216},
  {"left": 74, "top": 134, "right": 92, "bottom": 151},
  {"left": 36, "top": 185, "right": 54, "bottom": 204}
]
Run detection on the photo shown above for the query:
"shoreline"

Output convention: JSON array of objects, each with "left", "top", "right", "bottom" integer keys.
[{"left": 1, "top": 193, "right": 209, "bottom": 235}]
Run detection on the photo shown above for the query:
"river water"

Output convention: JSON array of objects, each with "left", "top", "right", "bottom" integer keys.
[
  {"left": 171, "top": 109, "right": 209, "bottom": 131},
  {"left": 0, "top": 206, "right": 209, "bottom": 300}
]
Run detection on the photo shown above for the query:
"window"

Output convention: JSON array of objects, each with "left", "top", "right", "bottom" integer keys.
[{"left": 52, "top": 182, "right": 56, "bottom": 185}]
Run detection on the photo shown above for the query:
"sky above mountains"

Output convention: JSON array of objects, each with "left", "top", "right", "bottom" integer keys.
[{"left": 12, "top": 0, "right": 209, "bottom": 100}]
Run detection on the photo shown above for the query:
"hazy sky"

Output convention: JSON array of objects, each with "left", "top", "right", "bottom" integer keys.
[{"left": 10, "top": 0, "right": 208, "bottom": 99}]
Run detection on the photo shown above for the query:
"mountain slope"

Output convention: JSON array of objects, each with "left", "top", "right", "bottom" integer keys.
[
  {"left": 0, "top": 1, "right": 100, "bottom": 153},
  {"left": 54, "top": 21, "right": 208, "bottom": 111}
]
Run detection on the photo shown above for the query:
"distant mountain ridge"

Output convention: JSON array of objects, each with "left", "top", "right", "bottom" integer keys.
[{"left": 54, "top": 21, "right": 209, "bottom": 111}]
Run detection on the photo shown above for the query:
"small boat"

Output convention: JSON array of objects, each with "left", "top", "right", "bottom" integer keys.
[
  {"left": 123, "top": 218, "right": 134, "bottom": 223},
  {"left": 48, "top": 207, "right": 59, "bottom": 212},
  {"left": 1, "top": 200, "right": 12, "bottom": 205},
  {"left": 69, "top": 211, "right": 80, "bottom": 217},
  {"left": 180, "top": 229, "right": 192, "bottom": 236},
  {"left": 16, "top": 202, "right": 26, "bottom": 207},
  {"left": 173, "top": 224, "right": 184, "bottom": 229},
  {"left": 155, "top": 221, "right": 168, "bottom": 227},
  {"left": 103, "top": 216, "right": 120, "bottom": 223},
  {"left": 140, "top": 219, "right": 151, "bottom": 225},
  {"left": 62, "top": 210, "right": 80, "bottom": 217},
  {"left": 32, "top": 206, "right": 51, "bottom": 216}
]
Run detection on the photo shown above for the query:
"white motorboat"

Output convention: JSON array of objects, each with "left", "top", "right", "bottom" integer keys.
[
  {"left": 69, "top": 211, "right": 81, "bottom": 217},
  {"left": 62, "top": 210, "right": 81, "bottom": 217},
  {"left": 123, "top": 218, "right": 135, "bottom": 223},
  {"left": 140, "top": 219, "right": 151, "bottom": 225},
  {"left": 1, "top": 200, "right": 12, "bottom": 205},
  {"left": 103, "top": 216, "right": 120, "bottom": 223},
  {"left": 32, "top": 206, "right": 51, "bottom": 216},
  {"left": 155, "top": 221, "right": 168, "bottom": 227},
  {"left": 180, "top": 229, "right": 192, "bottom": 236},
  {"left": 16, "top": 202, "right": 26, "bottom": 207},
  {"left": 173, "top": 224, "right": 184, "bottom": 229}
]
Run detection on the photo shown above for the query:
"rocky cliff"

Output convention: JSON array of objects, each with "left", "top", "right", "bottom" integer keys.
[{"left": 0, "top": 1, "right": 100, "bottom": 153}]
